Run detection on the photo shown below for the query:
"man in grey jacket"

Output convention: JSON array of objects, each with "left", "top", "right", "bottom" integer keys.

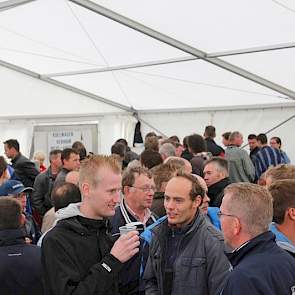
[
  {"left": 144, "top": 173, "right": 230, "bottom": 295},
  {"left": 225, "top": 131, "right": 255, "bottom": 183}
]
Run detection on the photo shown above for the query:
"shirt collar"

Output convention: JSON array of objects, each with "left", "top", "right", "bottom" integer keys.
[{"left": 125, "top": 201, "right": 152, "bottom": 225}]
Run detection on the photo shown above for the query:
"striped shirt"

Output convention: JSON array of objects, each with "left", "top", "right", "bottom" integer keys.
[{"left": 255, "top": 146, "right": 284, "bottom": 179}]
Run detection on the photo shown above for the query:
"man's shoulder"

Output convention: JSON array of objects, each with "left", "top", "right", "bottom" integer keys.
[
  {"left": 43, "top": 217, "right": 77, "bottom": 241},
  {"left": 197, "top": 217, "right": 224, "bottom": 242}
]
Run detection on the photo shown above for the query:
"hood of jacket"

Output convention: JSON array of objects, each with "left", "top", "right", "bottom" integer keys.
[{"left": 55, "top": 202, "right": 84, "bottom": 221}]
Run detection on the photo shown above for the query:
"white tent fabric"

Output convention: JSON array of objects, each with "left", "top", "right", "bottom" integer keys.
[{"left": 0, "top": 0, "right": 294, "bottom": 159}]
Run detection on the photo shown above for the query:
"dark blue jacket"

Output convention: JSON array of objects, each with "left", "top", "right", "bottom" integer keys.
[
  {"left": 110, "top": 200, "right": 157, "bottom": 295},
  {"left": 222, "top": 231, "right": 295, "bottom": 295},
  {"left": 0, "top": 228, "right": 43, "bottom": 295}
]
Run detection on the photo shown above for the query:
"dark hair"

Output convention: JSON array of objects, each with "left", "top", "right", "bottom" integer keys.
[
  {"left": 183, "top": 136, "right": 189, "bottom": 149},
  {"left": 116, "top": 138, "right": 128, "bottom": 147},
  {"left": 111, "top": 142, "right": 126, "bottom": 158},
  {"left": 4, "top": 139, "right": 19, "bottom": 152},
  {"left": 49, "top": 149, "right": 62, "bottom": 163},
  {"left": 0, "top": 156, "right": 8, "bottom": 178},
  {"left": 0, "top": 197, "right": 22, "bottom": 230},
  {"left": 122, "top": 166, "right": 152, "bottom": 188},
  {"left": 61, "top": 148, "right": 79, "bottom": 164},
  {"left": 257, "top": 133, "right": 267, "bottom": 144},
  {"left": 247, "top": 134, "right": 257, "bottom": 140},
  {"left": 168, "top": 135, "right": 180, "bottom": 143},
  {"left": 204, "top": 125, "right": 216, "bottom": 138},
  {"left": 187, "top": 134, "right": 206, "bottom": 154},
  {"left": 175, "top": 172, "right": 205, "bottom": 201},
  {"left": 270, "top": 137, "right": 282, "bottom": 148},
  {"left": 140, "top": 150, "right": 163, "bottom": 169},
  {"left": 51, "top": 183, "right": 81, "bottom": 212},
  {"left": 222, "top": 132, "right": 231, "bottom": 141},
  {"left": 145, "top": 132, "right": 157, "bottom": 140},
  {"left": 72, "top": 141, "right": 87, "bottom": 161},
  {"left": 269, "top": 179, "right": 295, "bottom": 224}
]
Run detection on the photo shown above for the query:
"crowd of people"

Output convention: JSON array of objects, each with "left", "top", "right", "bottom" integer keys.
[{"left": 0, "top": 127, "right": 294, "bottom": 295}]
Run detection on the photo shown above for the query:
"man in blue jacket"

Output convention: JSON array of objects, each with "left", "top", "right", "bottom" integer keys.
[{"left": 219, "top": 183, "right": 295, "bottom": 295}]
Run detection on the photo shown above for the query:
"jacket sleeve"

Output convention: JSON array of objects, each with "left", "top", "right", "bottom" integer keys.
[
  {"left": 205, "top": 233, "right": 231, "bottom": 295},
  {"left": 241, "top": 151, "right": 255, "bottom": 182},
  {"left": 143, "top": 240, "right": 161, "bottom": 295},
  {"left": 32, "top": 173, "right": 48, "bottom": 215},
  {"left": 42, "top": 235, "right": 123, "bottom": 295},
  {"left": 221, "top": 271, "right": 262, "bottom": 295}
]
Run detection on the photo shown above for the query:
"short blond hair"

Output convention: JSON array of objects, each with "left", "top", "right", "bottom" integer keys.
[
  {"left": 79, "top": 155, "right": 121, "bottom": 188},
  {"left": 224, "top": 183, "right": 273, "bottom": 236},
  {"left": 265, "top": 164, "right": 295, "bottom": 184}
]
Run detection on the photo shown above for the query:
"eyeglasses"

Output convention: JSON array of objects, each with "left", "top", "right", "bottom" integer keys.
[
  {"left": 130, "top": 186, "right": 156, "bottom": 193},
  {"left": 217, "top": 211, "right": 238, "bottom": 219}
]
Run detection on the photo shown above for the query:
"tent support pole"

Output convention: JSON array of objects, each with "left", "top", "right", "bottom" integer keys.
[
  {"left": 0, "top": 0, "right": 36, "bottom": 11},
  {"left": 70, "top": 0, "right": 295, "bottom": 99},
  {"left": 0, "top": 59, "right": 133, "bottom": 113},
  {"left": 43, "top": 41, "right": 295, "bottom": 78}
]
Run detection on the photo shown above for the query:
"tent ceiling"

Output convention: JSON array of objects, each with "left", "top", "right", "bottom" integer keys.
[{"left": 0, "top": 0, "right": 294, "bottom": 112}]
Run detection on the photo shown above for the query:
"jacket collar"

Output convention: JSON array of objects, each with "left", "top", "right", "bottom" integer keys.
[
  {"left": 153, "top": 210, "right": 205, "bottom": 238},
  {"left": 226, "top": 231, "right": 276, "bottom": 267},
  {"left": 208, "top": 177, "right": 230, "bottom": 194},
  {"left": 0, "top": 228, "right": 26, "bottom": 246}
]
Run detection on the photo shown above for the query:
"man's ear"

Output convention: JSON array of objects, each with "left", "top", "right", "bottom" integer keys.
[
  {"left": 233, "top": 217, "right": 242, "bottom": 236},
  {"left": 194, "top": 195, "right": 202, "bottom": 208},
  {"left": 123, "top": 186, "right": 130, "bottom": 196},
  {"left": 80, "top": 182, "right": 90, "bottom": 198}
]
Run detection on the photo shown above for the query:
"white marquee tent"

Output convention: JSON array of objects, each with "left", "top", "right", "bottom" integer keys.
[{"left": 0, "top": 0, "right": 294, "bottom": 161}]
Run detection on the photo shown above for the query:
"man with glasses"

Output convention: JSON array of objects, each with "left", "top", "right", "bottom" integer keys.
[
  {"left": 219, "top": 183, "right": 295, "bottom": 295},
  {"left": 110, "top": 166, "right": 157, "bottom": 295}
]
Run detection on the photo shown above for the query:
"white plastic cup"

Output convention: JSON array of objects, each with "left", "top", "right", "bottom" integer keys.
[{"left": 119, "top": 225, "right": 137, "bottom": 236}]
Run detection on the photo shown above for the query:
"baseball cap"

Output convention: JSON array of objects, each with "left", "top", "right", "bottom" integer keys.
[{"left": 0, "top": 180, "right": 33, "bottom": 196}]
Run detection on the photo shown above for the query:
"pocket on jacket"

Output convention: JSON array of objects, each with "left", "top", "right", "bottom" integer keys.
[
  {"left": 177, "top": 257, "right": 207, "bottom": 291},
  {"left": 181, "top": 257, "right": 206, "bottom": 267}
]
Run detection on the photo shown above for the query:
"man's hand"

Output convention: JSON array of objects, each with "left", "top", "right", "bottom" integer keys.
[{"left": 110, "top": 231, "right": 140, "bottom": 263}]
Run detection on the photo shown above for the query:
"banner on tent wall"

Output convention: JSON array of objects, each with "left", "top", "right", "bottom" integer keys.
[{"left": 48, "top": 131, "right": 82, "bottom": 151}]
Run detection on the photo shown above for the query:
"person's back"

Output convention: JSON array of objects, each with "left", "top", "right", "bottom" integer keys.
[
  {"left": 0, "top": 197, "right": 43, "bottom": 295},
  {"left": 255, "top": 133, "right": 285, "bottom": 180},
  {"left": 222, "top": 231, "right": 295, "bottom": 295},
  {"left": 255, "top": 145, "right": 284, "bottom": 178},
  {"left": 220, "top": 183, "right": 295, "bottom": 295},
  {"left": 225, "top": 132, "right": 254, "bottom": 183}
]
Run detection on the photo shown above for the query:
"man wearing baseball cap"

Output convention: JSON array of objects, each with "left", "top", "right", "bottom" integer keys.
[{"left": 0, "top": 180, "right": 41, "bottom": 244}]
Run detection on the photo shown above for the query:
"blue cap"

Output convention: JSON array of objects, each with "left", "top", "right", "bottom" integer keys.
[{"left": 0, "top": 180, "right": 33, "bottom": 196}]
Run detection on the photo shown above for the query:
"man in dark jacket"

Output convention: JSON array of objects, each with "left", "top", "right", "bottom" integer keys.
[
  {"left": 219, "top": 183, "right": 295, "bottom": 295},
  {"left": 204, "top": 125, "right": 225, "bottom": 157},
  {"left": 203, "top": 157, "right": 231, "bottom": 207},
  {"left": 0, "top": 197, "right": 43, "bottom": 295},
  {"left": 42, "top": 155, "right": 140, "bottom": 295},
  {"left": 53, "top": 148, "right": 80, "bottom": 188},
  {"left": 0, "top": 180, "right": 41, "bottom": 244},
  {"left": 144, "top": 173, "right": 230, "bottom": 295},
  {"left": 4, "top": 139, "right": 39, "bottom": 187},
  {"left": 32, "top": 149, "right": 62, "bottom": 216},
  {"left": 110, "top": 166, "right": 157, "bottom": 295}
]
